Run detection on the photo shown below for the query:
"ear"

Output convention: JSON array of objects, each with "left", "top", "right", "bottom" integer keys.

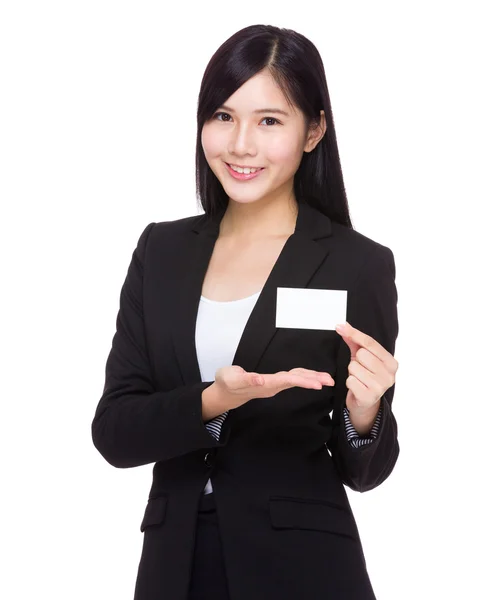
[{"left": 304, "top": 110, "right": 327, "bottom": 153}]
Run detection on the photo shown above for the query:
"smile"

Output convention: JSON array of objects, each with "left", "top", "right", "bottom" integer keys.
[{"left": 224, "top": 162, "right": 265, "bottom": 181}]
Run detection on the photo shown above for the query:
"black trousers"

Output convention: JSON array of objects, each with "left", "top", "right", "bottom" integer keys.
[{"left": 187, "top": 492, "right": 231, "bottom": 600}]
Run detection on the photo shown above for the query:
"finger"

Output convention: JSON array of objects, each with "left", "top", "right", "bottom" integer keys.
[
  {"left": 337, "top": 321, "right": 390, "bottom": 363},
  {"left": 287, "top": 374, "right": 329, "bottom": 389},
  {"left": 315, "top": 374, "right": 335, "bottom": 385},
  {"left": 291, "top": 367, "right": 328, "bottom": 376},
  {"left": 346, "top": 375, "right": 369, "bottom": 404},
  {"left": 290, "top": 368, "right": 335, "bottom": 383},
  {"left": 347, "top": 336, "right": 398, "bottom": 377},
  {"left": 234, "top": 371, "right": 260, "bottom": 388},
  {"left": 285, "top": 375, "right": 322, "bottom": 389},
  {"left": 293, "top": 370, "right": 335, "bottom": 383},
  {"left": 347, "top": 360, "right": 378, "bottom": 391},
  {"left": 249, "top": 373, "right": 264, "bottom": 386},
  {"left": 354, "top": 348, "right": 383, "bottom": 376}
]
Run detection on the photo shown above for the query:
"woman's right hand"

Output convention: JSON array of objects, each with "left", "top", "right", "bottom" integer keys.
[{"left": 214, "top": 365, "right": 335, "bottom": 410}]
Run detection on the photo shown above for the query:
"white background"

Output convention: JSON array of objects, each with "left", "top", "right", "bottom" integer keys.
[{"left": 1, "top": 1, "right": 479, "bottom": 598}]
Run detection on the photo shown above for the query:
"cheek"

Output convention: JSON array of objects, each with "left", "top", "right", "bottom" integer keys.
[
  {"left": 201, "top": 126, "right": 224, "bottom": 159},
  {"left": 266, "top": 138, "right": 303, "bottom": 170}
]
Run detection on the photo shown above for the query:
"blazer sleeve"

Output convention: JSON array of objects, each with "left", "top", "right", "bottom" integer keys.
[
  {"left": 91, "top": 222, "right": 231, "bottom": 469},
  {"left": 326, "top": 245, "right": 399, "bottom": 492}
]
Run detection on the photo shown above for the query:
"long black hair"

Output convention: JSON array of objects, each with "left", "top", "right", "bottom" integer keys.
[{"left": 195, "top": 24, "right": 353, "bottom": 229}]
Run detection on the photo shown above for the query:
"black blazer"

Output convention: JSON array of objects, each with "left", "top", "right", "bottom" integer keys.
[{"left": 91, "top": 201, "right": 399, "bottom": 600}]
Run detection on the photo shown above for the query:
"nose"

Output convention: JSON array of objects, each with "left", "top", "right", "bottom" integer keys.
[{"left": 228, "top": 124, "right": 258, "bottom": 158}]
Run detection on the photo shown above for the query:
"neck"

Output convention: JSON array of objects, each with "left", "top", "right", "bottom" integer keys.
[{"left": 219, "top": 194, "right": 299, "bottom": 241}]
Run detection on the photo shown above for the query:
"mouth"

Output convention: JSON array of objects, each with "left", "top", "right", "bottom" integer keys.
[{"left": 224, "top": 162, "right": 265, "bottom": 181}]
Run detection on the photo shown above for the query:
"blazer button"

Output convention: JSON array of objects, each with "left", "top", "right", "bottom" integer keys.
[{"left": 204, "top": 452, "right": 213, "bottom": 467}]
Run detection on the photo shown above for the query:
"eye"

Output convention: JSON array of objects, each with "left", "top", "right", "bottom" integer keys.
[
  {"left": 212, "top": 112, "right": 281, "bottom": 126},
  {"left": 261, "top": 116, "right": 281, "bottom": 126},
  {"left": 213, "top": 112, "right": 232, "bottom": 123}
]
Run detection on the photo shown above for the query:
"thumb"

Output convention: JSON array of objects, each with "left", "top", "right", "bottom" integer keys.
[
  {"left": 338, "top": 331, "right": 360, "bottom": 359},
  {"left": 343, "top": 337, "right": 359, "bottom": 358},
  {"left": 249, "top": 372, "right": 264, "bottom": 386}
]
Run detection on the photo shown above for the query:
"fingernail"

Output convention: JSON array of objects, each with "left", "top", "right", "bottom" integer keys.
[{"left": 336, "top": 324, "right": 346, "bottom": 332}]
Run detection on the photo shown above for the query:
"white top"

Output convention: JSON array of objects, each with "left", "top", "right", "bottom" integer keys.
[{"left": 195, "top": 291, "right": 261, "bottom": 494}]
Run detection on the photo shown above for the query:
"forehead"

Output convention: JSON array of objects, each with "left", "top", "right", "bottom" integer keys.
[{"left": 222, "top": 71, "right": 295, "bottom": 115}]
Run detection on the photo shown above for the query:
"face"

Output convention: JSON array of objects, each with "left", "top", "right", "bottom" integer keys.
[{"left": 201, "top": 69, "right": 326, "bottom": 207}]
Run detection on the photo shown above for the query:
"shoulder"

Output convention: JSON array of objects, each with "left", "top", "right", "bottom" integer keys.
[
  {"left": 329, "top": 220, "right": 395, "bottom": 269},
  {"left": 135, "top": 213, "right": 204, "bottom": 251},
  {"left": 330, "top": 220, "right": 392, "bottom": 256}
]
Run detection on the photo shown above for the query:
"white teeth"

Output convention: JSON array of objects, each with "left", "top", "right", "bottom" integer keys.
[{"left": 229, "top": 164, "right": 262, "bottom": 174}]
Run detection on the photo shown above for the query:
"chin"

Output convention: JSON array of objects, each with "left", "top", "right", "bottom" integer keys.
[
  {"left": 226, "top": 190, "right": 271, "bottom": 205},
  {"left": 229, "top": 197, "right": 263, "bottom": 204}
]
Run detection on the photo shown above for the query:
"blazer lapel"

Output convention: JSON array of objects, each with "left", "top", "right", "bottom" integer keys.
[{"left": 171, "top": 200, "right": 333, "bottom": 388}]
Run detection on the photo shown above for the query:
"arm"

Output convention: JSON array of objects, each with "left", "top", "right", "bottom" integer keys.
[
  {"left": 91, "top": 223, "right": 232, "bottom": 468},
  {"left": 327, "top": 246, "right": 399, "bottom": 492}
]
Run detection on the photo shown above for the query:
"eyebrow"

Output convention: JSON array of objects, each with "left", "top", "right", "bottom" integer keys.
[{"left": 218, "top": 104, "right": 290, "bottom": 117}]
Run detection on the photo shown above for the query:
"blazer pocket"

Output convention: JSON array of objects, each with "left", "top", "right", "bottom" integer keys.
[
  {"left": 269, "top": 496, "right": 359, "bottom": 541},
  {"left": 140, "top": 494, "right": 168, "bottom": 532}
]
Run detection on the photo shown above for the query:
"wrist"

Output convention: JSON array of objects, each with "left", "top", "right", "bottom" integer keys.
[
  {"left": 202, "top": 382, "right": 230, "bottom": 421},
  {"left": 346, "top": 400, "right": 381, "bottom": 436}
]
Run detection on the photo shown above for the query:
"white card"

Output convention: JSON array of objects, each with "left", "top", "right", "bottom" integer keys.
[{"left": 276, "top": 287, "right": 347, "bottom": 330}]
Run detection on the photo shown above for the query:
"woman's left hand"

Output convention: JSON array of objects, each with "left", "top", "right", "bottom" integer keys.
[{"left": 335, "top": 321, "right": 399, "bottom": 415}]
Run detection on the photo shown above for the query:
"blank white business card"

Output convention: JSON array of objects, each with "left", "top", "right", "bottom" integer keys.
[{"left": 276, "top": 287, "right": 347, "bottom": 330}]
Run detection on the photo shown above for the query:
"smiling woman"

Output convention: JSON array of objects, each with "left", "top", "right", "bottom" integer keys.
[
  {"left": 194, "top": 25, "right": 352, "bottom": 231},
  {"left": 92, "top": 22, "right": 399, "bottom": 600}
]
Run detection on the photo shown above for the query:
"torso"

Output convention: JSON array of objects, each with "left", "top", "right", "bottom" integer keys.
[{"left": 201, "top": 234, "right": 292, "bottom": 302}]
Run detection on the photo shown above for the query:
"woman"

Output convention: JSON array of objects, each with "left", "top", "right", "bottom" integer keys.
[{"left": 92, "top": 24, "right": 399, "bottom": 600}]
